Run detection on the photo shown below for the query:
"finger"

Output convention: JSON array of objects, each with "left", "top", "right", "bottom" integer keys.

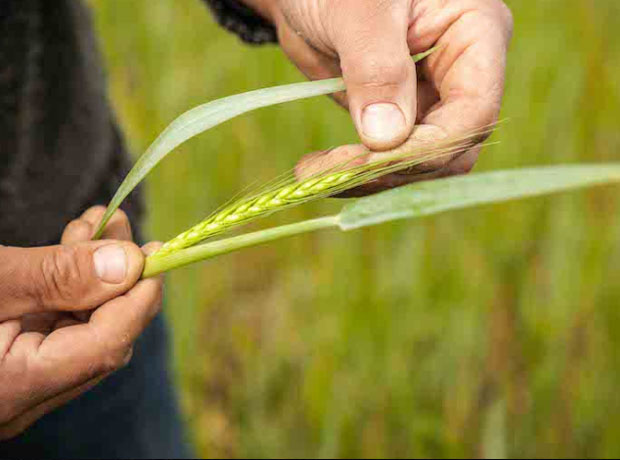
[
  {"left": 406, "top": 0, "right": 513, "bottom": 170},
  {"left": 20, "top": 312, "right": 65, "bottom": 334},
  {"left": 83, "top": 207, "right": 132, "bottom": 241},
  {"left": 332, "top": 144, "right": 481, "bottom": 197},
  {"left": 61, "top": 206, "right": 107, "bottom": 244},
  {"left": 0, "top": 321, "right": 20, "bottom": 359},
  {"left": 0, "top": 374, "right": 105, "bottom": 441},
  {"left": 280, "top": 17, "right": 440, "bottom": 117},
  {"left": 141, "top": 241, "right": 164, "bottom": 257},
  {"left": 277, "top": 20, "right": 349, "bottom": 108},
  {"left": 295, "top": 123, "right": 479, "bottom": 196},
  {"left": 62, "top": 207, "right": 133, "bottom": 244},
  {"left": 296, "top": 124, "right": 448, "bottom": 179},
  {"left": 0, "top": 241, "right": 144, "bottom": 321},
  {"left": 416, "top": 80, "right": 440, "bottom": 123},
  {"left": 331, "top": 0, "right": 416, "bottom": 150},
  {"left": 85, "top": 275, "right": 163, "bottom": 367},
  {"left": 2, "top": 274, "right": 162, "bottom": 417},
  {"left": 439, "top": 144, "right": 482, "bottom": 177},
  {"left": 25, "top": 276, "right": 163, "bottom": 391},
  {"left": 61, "top": 220, "right": 93, "bottom": 245}
]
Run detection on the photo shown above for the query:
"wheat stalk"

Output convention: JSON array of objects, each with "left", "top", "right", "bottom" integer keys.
[
  {"left": 142, "top": 163, "right": 620, "bottom": 278},
  {"left": 153, "top": 127, "right": 492, "bottom": 257}
]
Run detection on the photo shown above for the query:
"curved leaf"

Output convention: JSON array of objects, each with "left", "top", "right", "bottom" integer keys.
[{"left": 93, "top": 78, "right": 345, "bottom": 238}]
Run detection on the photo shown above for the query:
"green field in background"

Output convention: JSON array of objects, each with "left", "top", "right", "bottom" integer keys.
[{"left": 91, "top": 0, "right": 620, "bottom": 457}]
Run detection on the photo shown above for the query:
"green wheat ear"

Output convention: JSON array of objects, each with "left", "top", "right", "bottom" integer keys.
[{"left": 154, "top": 126, "right": 492, "bottom": 256}]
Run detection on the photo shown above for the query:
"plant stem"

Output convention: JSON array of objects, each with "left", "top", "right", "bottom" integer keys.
[{"left": 142, "top": 215, "right": 340, "bottom": 278}]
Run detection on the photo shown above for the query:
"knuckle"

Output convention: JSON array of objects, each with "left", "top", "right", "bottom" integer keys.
[
  {"left": 348, "top": 57, "right": 411, "bottom": 89},
  {"left": 99, "top": 346, "right": 132, "bottom": 374},
  {"left": 82, "top": 205, "right": 107, "bottom": 222},
  {"left": 64, "top": 220, "right": 83, "bottom": 234},
  {"left": 61, "top": 220, "right": 91, "bottom": 244},
  {"left": 0, "top": 402, "right": 16, "bottom": 425},
  {"left": 88, "top": 205, "right": 107, "bottom": 216},
  {"left": 111, "top": 208, "right": 129, "bottom": 224},
  {"left": 0, "top": 376, "right": 24, "bottom": 425},
  {"left": 449, "top": 161, "right": 475, "bottom": 176},
  {"left": 38, "top": 246, "right": 86, "bottom": 305},
  {"left": 421, "top": 155, "right": 452, "bottom": 172}
]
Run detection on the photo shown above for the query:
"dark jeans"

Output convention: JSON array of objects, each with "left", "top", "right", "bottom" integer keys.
[{"left": 0, "top": 314, "right": 192, "bottom": 459}]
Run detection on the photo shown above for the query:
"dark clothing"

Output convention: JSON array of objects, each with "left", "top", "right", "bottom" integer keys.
[
  {"left": 0, "top": 1, "right": 269, "bottom": 247},
  {"left": 204, "top": 0, "right": 277, "bottom": 44},
  {"left": 0, "top": 0, "right": 142, "bottom": 247},
  {"left": 0, "top": 0, "right": 269, "bottom": 457}
]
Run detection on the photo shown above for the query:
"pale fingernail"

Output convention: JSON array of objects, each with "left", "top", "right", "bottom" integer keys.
[
  {"left": 361, "top": 103, "right": 406, "bottom": 143},
  {"left": 94, "top": 245, "right": 128, "bottom": 284}
]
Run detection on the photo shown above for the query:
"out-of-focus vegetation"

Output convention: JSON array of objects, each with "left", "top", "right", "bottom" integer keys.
[{"left": 91, "top": 0, "right": 620, "bottom": 457}]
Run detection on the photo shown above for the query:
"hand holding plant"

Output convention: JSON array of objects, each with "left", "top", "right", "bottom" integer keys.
[
  {"left": 243, "top": 0, "right": 514, "bottom": 189},
  {"left": 0, "top": 208, "right": 162, "bottom": 440}
]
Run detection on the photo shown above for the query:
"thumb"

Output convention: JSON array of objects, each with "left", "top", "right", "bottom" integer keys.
[
  {"left": 333, "top": 0, "right": 415, "bottom": 151},
  {"left": 0, "top": 241, "right": 144, "bottom": 321}
]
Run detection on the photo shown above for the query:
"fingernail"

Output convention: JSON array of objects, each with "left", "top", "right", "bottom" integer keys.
[
  {"left": 361, "top": 103, "right": 406, "bottom": 143},
  {"left": 94, "top": 245, "right": 127, "bottom": 284}
]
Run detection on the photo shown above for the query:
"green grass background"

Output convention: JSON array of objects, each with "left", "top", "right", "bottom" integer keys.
[{"left": 90, "top": 0, "right": 620, "bottom": 457}]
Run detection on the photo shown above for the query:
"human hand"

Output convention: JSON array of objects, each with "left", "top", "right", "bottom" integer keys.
[
  {"left": 244, "top": 0, "right": 513, "bottom": 190},
  {"left": 0, "top": 207, "right": 163, "bottom": 440}
]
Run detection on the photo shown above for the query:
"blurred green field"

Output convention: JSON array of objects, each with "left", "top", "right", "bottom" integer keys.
[{"left": 91, "top": 0, "right": 620, "bottom": 457}]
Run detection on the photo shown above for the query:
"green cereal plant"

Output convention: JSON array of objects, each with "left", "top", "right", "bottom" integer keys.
[
  {"left": 91, "top": 46, "right": 620, "bottom": 278},
  {"left": 93, "top": 48, "right": 438, "bottom": 239},
  {"left": 142, "top": 164, "right": 620, "bottom": 277}
]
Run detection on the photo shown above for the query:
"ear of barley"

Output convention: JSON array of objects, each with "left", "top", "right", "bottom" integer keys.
[{"left": 153, "top": 127, "right": 495, "bottom": 257}]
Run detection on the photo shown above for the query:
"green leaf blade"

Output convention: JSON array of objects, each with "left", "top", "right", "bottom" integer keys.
[
  {"left": 93, "top": 78, "right": 346, "bottom": 238},
  {"left": 339, "top": 164, "right": 620, "bottom": 230}
]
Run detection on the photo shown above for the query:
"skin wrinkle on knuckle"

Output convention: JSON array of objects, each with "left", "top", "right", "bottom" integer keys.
[
  {"left": 0, "top": 379, "right": 20, "bottom": 425},
  {"left": 84, "top": 321, "right": 127, "bottom": 375},
  {"left": 38, "top": 246, "right": 87, "bottom": 308},
  {"left": 0, "top": 356, "right": 33, "bottom": 425},
  {"left": 345, "top": 57, "right": 411, "bottom": 90},
  {"left": 98, "top": 342, "right": 131, "bottom": 375},
  {"left": 81, "top": 206, "right": 107, "bottom": 225},
  {"left": 63, "top": 220, "right": 86, "bottom": 236},
  {"left": 113, "top": 208, "right": 128, "bottom": 222},
  {"left": 420, "top": 155, "right": 452, "bottom": 172},
  {"left": 0, "top": 403, "right": 17, "bottom": 426},
  {"left": 281, "top": 0, "right": 334, "bottom": 57}
]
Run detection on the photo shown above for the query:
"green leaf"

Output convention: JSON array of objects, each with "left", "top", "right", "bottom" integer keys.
[
  {"left": 93, "top": 78, "right": 344, "bottom": 238},
  {"left": 93, "top": 49, "right": 438, "bottom": 238},
  {"left": 339, "top": 164, "right": 620, "bottom": 230}
]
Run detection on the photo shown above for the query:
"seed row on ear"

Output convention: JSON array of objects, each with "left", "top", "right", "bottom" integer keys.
[{"left": 156, "top": 170, "right": 358, "bottom": 255}]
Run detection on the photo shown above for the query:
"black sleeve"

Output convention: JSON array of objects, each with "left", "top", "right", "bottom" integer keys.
[{"left": 202, "top": 0, "right": 278, "bottom": 44}]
